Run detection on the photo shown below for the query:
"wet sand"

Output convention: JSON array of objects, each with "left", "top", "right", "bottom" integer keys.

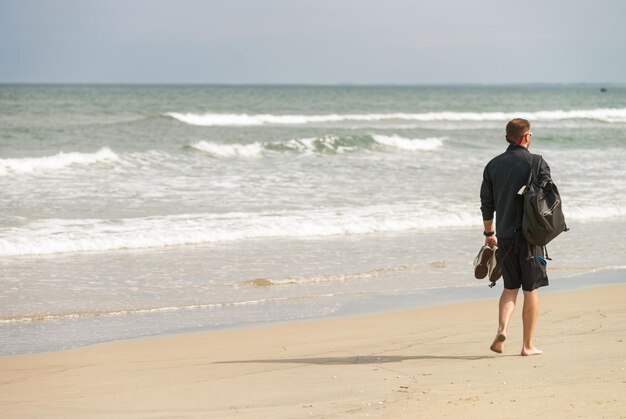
[{"left": 1, "top": 284, "right": 625, "bottom": 418}]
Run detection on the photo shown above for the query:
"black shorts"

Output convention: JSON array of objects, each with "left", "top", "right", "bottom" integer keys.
[{"left": 497, "top": 234, "right": 549, "bottom": 292}]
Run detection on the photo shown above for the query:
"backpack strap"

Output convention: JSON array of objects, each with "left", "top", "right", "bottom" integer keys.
[
  {"left": 527, "top": 154, "right": 542, "bottom": 187},
  {"left": 516, "top": 155, "right": 540, "bottom": 232}
]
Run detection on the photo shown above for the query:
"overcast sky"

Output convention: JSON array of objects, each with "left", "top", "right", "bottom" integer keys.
[{"left": 1, "top": 0, "right": 625, "bottom": 84}]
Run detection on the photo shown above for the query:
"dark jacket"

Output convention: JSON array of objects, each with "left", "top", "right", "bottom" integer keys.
[{"left": 480, "top": 144, "right": 551, "bottom": 239}]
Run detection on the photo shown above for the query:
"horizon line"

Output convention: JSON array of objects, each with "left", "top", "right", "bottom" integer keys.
[{"left": 0, "top": 81, "right": 624, "bottom": 88}]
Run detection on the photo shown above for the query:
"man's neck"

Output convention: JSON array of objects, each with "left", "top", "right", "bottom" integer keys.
[{"left": 507, "top": 142, "right": 530, "bottom": 152}]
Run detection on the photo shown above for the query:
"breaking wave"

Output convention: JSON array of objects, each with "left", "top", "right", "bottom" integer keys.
[
  {"left": 0, "top": 204, "right": 476, "bottom": 256},
  {"left": 190, "top": 141, "right": 264, "bottom": 157},
  {"left": 0, "top": 148, "right": 120, "bottom": 176},
  {"left": 0, "top": 135, "right": 443, "bottom": 176},
  {"left": 166, "top": 108, "right": 626, "bottom": 126},
  {"left": 371, "top": 135, "right": 443, "bottom": 151},
  {"left": 189, "top": 134, "right": 445, "bottom": 157},
  {"left": 1, "top": 198, "right": 622, "bottom": 256}
]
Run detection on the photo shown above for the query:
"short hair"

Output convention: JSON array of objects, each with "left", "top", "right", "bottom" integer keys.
[{"left": 506, "top": 118, "right": 530, "bottom": 142}]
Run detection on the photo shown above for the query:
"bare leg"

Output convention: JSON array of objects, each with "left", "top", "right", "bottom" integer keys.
[
  {"left": 491, "top": 288, "right": 519, "bottom": 353},
  {"left": 521, "top": 289, "right": 543, "bottom": 356}
]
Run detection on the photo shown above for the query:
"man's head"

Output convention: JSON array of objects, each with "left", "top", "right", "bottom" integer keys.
[{"left": 506, "top": 118, "right": 532, "bottom": 147}]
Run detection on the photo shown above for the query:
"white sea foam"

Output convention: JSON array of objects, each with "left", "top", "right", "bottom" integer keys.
[
  {"left": 371, "top": 135, "right": 444, "bottom": 151},
  {"left": 0, "top": 148, "right": 119, "bottom": 176},
  {"left": 273, "top": 135, "right": 369, "bottom": 154},
  {"left": 188, "top": 136, "right": 356, "bottom": 157},
  {"left": 0, "top": 205, "right": 477, "bottom": 256},
  {"left": 3, "top": 198, "right": 623, "bottom": 257},
  {"left": 166, "top": 108, "right": 626, "bottom": 126},
  {"left": 190, "top": 140, "right": 264, "bottom": 157},
  {"left": 167, "top": 112, "right": 347, "bottom": 126},
  {"left": 282, "top": 136, "right": 347, "bottom": 153},
  {"left": 565, "top": 204, "right": 626, "bottom": 221},
  {"left": 189, "top": 134, "right": 444, "bottom": 157}
]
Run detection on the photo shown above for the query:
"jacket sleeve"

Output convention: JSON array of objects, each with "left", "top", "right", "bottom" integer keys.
[
  {"left": 539, "top": 157, "right": 552, "bottom": 184},
  {"left": 480, "top": 165, "right": 495, "bottom": 221}
]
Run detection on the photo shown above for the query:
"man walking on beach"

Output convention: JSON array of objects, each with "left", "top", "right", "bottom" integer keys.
[{"left": 479, "top": 118, "right": 551, "bottom": 356}]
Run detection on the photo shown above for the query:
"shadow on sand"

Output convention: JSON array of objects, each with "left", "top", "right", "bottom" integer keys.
[{"left": 214, "top": 354, "right": 507, "bottom": 365}]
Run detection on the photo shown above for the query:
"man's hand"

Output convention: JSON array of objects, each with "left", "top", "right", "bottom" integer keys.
[{"left": 485, "top": 235, "right": 498, "bottom": 248}]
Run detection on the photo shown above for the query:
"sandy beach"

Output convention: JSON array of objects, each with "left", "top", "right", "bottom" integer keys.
[
  {"left": 1, "top": 283, "right": 625, "bottom": 418},
  {"left": 3, "top": 2, "right": 626, "bottom": 417}
]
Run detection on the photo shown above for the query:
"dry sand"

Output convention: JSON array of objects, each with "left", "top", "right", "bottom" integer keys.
[{"left": 1, "top": 284, "right": 625, "bottom": 418}]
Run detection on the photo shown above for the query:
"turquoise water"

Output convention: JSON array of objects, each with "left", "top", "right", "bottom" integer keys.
[{"left": 1, "top": 85, "right": 625, "bottom": 354}]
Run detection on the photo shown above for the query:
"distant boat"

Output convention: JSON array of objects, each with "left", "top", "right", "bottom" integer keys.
[{"left": 600, "top": 87, "right": 607, "bottom": 92}]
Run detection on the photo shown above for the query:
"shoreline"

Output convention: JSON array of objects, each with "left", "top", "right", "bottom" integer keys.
[
  {"left": 1, "top": 282, "right": 625, "bottom": 417},
  {"left": 334, "top": 265, "right": 626, "bottom": 317},
  {"left": 2, "top": 266, "right": 625, "bottom": 357}
]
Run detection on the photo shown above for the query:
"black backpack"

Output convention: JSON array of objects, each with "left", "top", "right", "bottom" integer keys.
[{"left": 520, "top": 155, "right": 568, "bottom": 246}]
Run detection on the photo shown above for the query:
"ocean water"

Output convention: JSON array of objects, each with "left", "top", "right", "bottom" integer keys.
[{"left": 1, "top": 84, "right": 625, "bottom": 355}]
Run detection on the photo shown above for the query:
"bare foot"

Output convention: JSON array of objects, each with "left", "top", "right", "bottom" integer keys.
[
  {"left": 490, "top": 333, "right": 506, "bottom": 353},
  {"left": 521, "top": 346, "right": 543, "bottom": 356}
]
